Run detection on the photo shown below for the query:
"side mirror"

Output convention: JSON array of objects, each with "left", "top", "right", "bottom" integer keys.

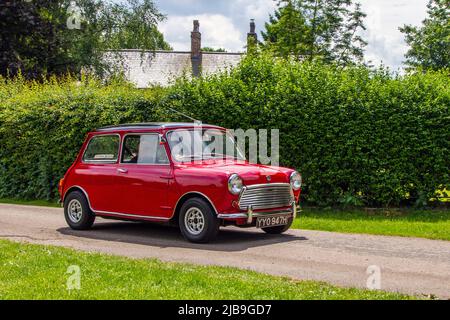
[{"left": 159, "top": 134, "right": 167, "bottom": 145}]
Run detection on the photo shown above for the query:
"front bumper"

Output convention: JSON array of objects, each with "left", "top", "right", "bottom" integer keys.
[{"left": 217, "top": 203, "right": 297, "bottom": 224}]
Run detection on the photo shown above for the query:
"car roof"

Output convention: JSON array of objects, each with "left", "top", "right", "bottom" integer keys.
[{"left": 95, "top": 122, "right": 225, "bottom": 132}]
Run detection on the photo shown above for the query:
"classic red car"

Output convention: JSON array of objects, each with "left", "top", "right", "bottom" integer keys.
[{"left": 59, "top": 123, "right": 301, "bottom": 243}]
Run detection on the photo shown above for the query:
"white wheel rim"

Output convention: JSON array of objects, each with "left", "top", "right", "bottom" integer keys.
[
  {"left": 68, "top": 199, "right": 83, "bottom": 223},
  {"left": 184, "top": 207, "right": 205, "bottom": 235}
]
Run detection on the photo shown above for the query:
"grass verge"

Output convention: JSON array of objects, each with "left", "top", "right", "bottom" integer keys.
[
  {"left": 0, "top": 239, "right": 412, "bottom": 300},
  {"left": 292, "top": 208, "right": 450, "bottom": 241},
  {"left": 0, "top": 198, "right": 60, "bottom": 208}
]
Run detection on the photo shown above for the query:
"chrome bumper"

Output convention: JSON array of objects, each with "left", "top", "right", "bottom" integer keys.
[{"left": 217, "top": 203, "right": 297, "bottom": 224}]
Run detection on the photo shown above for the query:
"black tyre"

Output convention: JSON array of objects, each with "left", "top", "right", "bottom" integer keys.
[
  {"left": 262, "top": 218, "right": 293, "bottom": 234},
  {"left": 179, "top": 198, "right": 219, "bottom": 243},
  {"left": 64, "top": 191, "right": 95, "bottom": 230}
]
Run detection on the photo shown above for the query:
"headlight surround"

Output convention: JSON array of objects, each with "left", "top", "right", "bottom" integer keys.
[
  {"left": 290, "top": 171, "right": 302, "bottom": 191},
  {"left": 228, "top": 174, "right": 243, "bottom": 195}
]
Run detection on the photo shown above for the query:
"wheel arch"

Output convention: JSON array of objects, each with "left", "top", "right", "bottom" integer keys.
[
  {"left": 63, "top": 185, "right": 93, "bottom": 210},
  {"left": 171, "top": 192, "right": 218, "bottom": 222}
]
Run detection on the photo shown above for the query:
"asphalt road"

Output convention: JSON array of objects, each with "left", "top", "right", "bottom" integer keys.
[{"left": 0, "top": 203, "right": 449, "bottom": 299}]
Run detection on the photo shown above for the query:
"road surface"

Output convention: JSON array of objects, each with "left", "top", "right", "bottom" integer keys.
[{"left": 0, "top": 203, "right": 449, "bottom": 298}]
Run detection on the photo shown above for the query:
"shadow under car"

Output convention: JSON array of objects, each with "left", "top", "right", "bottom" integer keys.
[{"left": 57, "top": 219, "right": 307, "bottom": 252}]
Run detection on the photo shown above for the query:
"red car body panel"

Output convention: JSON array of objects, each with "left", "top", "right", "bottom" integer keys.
[{"left": 59, "top": 124, "right": 301, "bottom": 224}]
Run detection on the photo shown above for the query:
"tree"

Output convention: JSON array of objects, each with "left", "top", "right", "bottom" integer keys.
[
  {"left": 262, "top": 0, "right": 367, "bottom": 65},
  {"left": 261, "top": 1, "right": 309, "bottom": 59},
  {"left": 102, "top": 0, "right": 172, "bottom": 51},
  {"left": 0, "top": 0, "right": 58, "bottom": 78},
  {"left": 400, "top": 0, "right": 449, "bottom": 71},
  {"left": 0, "top": 0, "right": 171, "bottom": 79}
]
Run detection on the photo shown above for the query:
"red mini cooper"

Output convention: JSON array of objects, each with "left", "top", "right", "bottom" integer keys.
[{"left": 59, "top": 123, "right": 301, "bottom": 243}]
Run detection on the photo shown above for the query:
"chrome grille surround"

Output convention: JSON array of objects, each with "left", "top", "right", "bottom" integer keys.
[{"left": 238, "top": 183, "right": 294, "bottom": 210}]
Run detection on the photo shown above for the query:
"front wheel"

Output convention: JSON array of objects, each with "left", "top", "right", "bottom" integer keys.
[
  {"left": 262, "top": 218, "right": 293, "bottom": 234},
  {"left": 64, "top": 191, "right": 95, "bottom": 230},
  {"left": 179, "top": 198, "right": 219, "bottom": 243}
]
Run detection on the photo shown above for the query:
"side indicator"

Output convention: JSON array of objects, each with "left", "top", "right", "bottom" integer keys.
[{"left": 58, "top": 178, "right": 65, "bottom": 196}]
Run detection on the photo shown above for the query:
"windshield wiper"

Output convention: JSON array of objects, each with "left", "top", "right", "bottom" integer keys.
[
  {"left": 177, "top": 154, "right": 240, "bottom": 161},
  {"left": 204, "top": 153, "right": 238, "bottom": 159}
]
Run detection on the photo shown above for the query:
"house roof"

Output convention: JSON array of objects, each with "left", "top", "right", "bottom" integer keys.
[
  {"left": 104, "top": 50, "right": 244, "bottom": 88},
  {"left": 102, "top": 19, "right": 256, "bottom": 88}
]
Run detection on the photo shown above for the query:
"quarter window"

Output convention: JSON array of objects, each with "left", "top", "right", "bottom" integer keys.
[
  {"left": 83, "top": 135, "right": 120, "bottom": 163},
  {"left": 121, "top": 134, "right": 169, "bottom": 164}
]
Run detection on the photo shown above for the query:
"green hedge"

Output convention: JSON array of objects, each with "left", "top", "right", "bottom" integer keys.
[
  {"left": 166, "top": 56, "right": 450, "bottom": 206},
  {"left": 0, "top": 76, "right": 173, "bottom": 200},
  {"left": 0, "top": 57, "right": 449, "bottom": 206}
]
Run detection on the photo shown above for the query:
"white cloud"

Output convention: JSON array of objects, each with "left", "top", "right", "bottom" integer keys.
[
  {"left": 359, "top": 0, "right": 428, "bottom": 71},
  {"left": 231, "top": 0, "right": 277, "bottom": 22},
  {"left": 160, "top": 14, "right": 245, "bottom": 52}
]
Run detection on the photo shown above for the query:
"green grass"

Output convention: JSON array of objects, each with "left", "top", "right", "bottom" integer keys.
[
  {"left": 0, "top": 239, "right": 412, "bottom": 300},
  {"left": 0, "top": 198, "right": 60, "bottom": 208},
  {"left": 293, "top": 208, "right": 450, "bottom": 241}
]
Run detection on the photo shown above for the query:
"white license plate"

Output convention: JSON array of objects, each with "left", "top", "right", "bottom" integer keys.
[{"left": 256, "top": 215, "right": 289, "bottom": 228}]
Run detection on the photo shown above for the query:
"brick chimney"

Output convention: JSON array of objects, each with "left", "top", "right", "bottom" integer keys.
[
  {"left": 191, "top": 20, "right": 202, "bottom": 77},
  {"left": 247, "top": 19, "right": 257, "bottom": 52}
]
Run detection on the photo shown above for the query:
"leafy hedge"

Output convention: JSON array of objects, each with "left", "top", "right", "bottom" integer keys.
[
  {"left": 0, "top": 57, "right": 449, "bottom": 206},
  {"left": 0, "top": 76, "right": 173, "bottom": 200},
  {"left": 167, "top": 56, "right": 450, "bottom": 206}
]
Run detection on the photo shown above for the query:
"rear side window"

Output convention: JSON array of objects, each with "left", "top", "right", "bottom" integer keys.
[
  {"left": 121, "top": 134, "right": 169, "bottom": 164},
  {"left": 83, "top": 135, "right": 120, "bottom": 163}
]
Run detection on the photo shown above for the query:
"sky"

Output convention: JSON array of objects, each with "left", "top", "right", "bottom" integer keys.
[{"left": 154, "top": 0, "right": 430, "bottom": 72}]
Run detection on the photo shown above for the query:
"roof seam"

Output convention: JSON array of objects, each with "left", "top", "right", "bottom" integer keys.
[{"left": 95, "top": 122, "right": 221, "bottom": 131}]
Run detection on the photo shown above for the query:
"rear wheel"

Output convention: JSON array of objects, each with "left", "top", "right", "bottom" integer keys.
[
  {"left": 179, "top": 198, "right": 219, "bottom": 243},
  {"left": 64, "top": 191, "right": 95, "bottom": 230},
  {"left": 262, "top": 218, "right": 293, "bottom": 234}
]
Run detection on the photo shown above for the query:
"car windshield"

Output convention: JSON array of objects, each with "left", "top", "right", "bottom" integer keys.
[{"left": 167, "top": 129, "right": 245, "bottom": 162}]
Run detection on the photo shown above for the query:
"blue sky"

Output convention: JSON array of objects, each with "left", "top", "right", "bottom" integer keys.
[{"left": 154, "top": 0, "right": 429, "bottom": 71}]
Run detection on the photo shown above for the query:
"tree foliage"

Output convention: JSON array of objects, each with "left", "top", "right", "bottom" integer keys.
[
  {"left": 202, "top": 47, "right": 227, "bottom": 53},
  {"left": 400, "top": 0, "right": 450, "bottom": 71},
  {"left": 102, "top": 0, "right": 172, "bottom": 51},
  {"left": 0, "top": 0, "right": 170, "bottom": 79},
  {"left": 262, "top": 0, "right": 367, "bottom": 65}
]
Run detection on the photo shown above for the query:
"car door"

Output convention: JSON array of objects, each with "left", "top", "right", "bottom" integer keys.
[
  {"left": 75, "top": 133, "right": 120, "bottom": 213},
  {"left": 115, "top": 133, "right": 173, "bottom": 218}
]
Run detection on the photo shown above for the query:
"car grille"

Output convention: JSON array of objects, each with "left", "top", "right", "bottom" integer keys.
[{"left": 238, "top": 183, "right": 293, "bottom": 210}]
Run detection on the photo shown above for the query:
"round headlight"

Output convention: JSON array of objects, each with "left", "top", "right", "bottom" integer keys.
[
  {"left": 228, "top": 174, "right": 243, "bottom": 195},
  {"left": 290, "top": 171, "right": 302, "bottom": 190}
]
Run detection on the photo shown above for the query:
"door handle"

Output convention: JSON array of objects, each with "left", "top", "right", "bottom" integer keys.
[{"left": 117, "top": 168, "right": 128, "bottom": 174}]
